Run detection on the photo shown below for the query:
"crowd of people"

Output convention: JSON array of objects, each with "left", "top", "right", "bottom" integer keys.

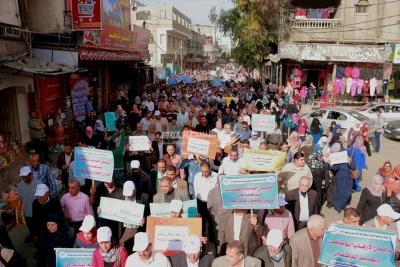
[{"left": 0, "top": 69, "right": 398, "bottom": 267}]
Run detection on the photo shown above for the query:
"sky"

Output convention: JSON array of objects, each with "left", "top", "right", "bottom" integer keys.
[{"left": 139, "top": 0, "right": 234, "bottom": 25}]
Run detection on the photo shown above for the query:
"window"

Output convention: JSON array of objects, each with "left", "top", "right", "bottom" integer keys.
[
  {"left": 309, "top": 110, "right": 326, "bottom": 119},
  {"left": 391, "top": 106, "right": 400, "bottom": 113},
  {"left": 348, "top": 111, "right": 367, "bottom": 121},
  {"left": 355, "top": 0, "right": 369, "bottom": 14},
  {"left": 159, "top": 34, "right": 165, "bottom": 45},
  {"left": 136, "top": 11, "right": 151, "bottom": 20},
  {"left": 327, "top": 111, "right": 347, "bottom": 121},
  {"left": 160, "top": 10, "right": 166, "bottom": 19},
  {"left": 173, "top": 12, "right": 177, "bottom": 20}
]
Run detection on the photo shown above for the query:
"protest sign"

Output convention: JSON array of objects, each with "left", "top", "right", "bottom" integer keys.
[
  {"left": 74, "top": 147, "right": 114, "bottom": 182},
  {"left": 147, "top": 216, "right": 202, "bottom": 255},
  {"left": 129, "top": 136, "right": 151, "bottom": 151},
  {"left": 99, "top": 197, "right": 144, "bottom": 225},
  {"left": 212, "top": 79, "right": 223, "bottom": 87},
  {"left": 220, "top": 173, "right": 279, "bottom": 209},
  {"left": 150, "top": 200, "right": 198, "bottom": 218},
  {"left": 241, "top": 149, "right": 286, "bottom": 171},
  {"left": 181, "top": 131, "right": 218, "bottom": 160},
  {"left": 329, "top": 151, "right": 349, "bottom": 165},
  {"left": 104, "top": 112, "right": 117, "bottom": 132},
  {"left": 55, "top": 248, "right": 94, "bottom": 267},
  {"left": 319, "top": 224, "right": 396, "bottom": 267},
  {"left": 251, "top": 114, "right": 276, "bottom": 132},
  {"left": 168, "top": 77, "right": 178, "bottom": 85}
]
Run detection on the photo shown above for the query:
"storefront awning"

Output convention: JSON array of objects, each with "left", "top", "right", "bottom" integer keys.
[
  {"left": 2, "top": 56, "right": 77, "bottom": 75},
  {"left": 79, "top": 48, "right": 145, "bottom": 61}
]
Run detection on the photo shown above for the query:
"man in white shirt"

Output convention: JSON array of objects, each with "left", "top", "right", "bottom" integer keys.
[
  {"left": 218, "top": 148, "right": 241, "bottom": 175},
  {"left": 249, "top": 131, "right": 262, "bottom": 149},
  {"left": 280, "top": 152, "right": 313, "bottom": 191},
  {"left": 194, "top": 161, "right": 218, "bottom": 243},
  {"left": 142, "top": 94, "right": 155, "bottom": 112},
  {"left": 126, "top": 232, "right": 171, "bottom": 267},
  {"left": 140, "top": 111, "right": 153, "bottom": 132},
  {"left": 169, "top": 235, "right": 214, "bottom": 267},
  {"left": 218, "top": 123, "right": 235, "bottom": 149}
]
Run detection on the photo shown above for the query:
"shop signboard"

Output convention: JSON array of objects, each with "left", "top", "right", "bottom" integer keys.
[{"left": 71, "top": 0, "right": 102, "bottom": 30}]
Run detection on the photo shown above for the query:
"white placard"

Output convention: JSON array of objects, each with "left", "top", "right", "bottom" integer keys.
[
  {"left": 187, "top": 137, "right": 210, "bottom": 155},
  {"left": 329, "top": 151, "right": 349, "bottom": 165},
  {"left": 99, "top": 197, "right": 144, "bottom": 225},
  {"left": 129, "top": 136, "right": 151, "bottom": 151},
  {"left": 154, "top": 225, "right": 189, "bottom": 251},
  {"left": 251, "top": 114, "right": 276, "bottom": 132}
]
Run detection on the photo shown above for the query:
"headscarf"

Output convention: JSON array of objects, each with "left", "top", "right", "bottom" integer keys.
[
  {"left": 353, "top": 136, "right": 367, "bottom": 155},
  {"left": 77, "top": 227, "right": 97, "bottom": 245},
  {"left": 291, "top": 113, "right": 300, "bottom": 125},
  {"left": 330, "top": 142, "right": 342, "bottom": 153},
  {"left": 367, "top": 174, "right": 385, "bottom": 197},
  {"left": 95, "top": 119, "right": 105, "bottom": 132},
  {"left": 86, "top": 126, "right": 94, "bottom": 138},
  {"left": 287, "top": 131, "right": 301, "bottom": 152},
  {"left": 300, "top": 135, "right": 313, "bottom": 148},
  {"left": 377, "top": 161, "right": 393, "bottom": 179},
  {"left": 308, "top": 151, "right": 324, "bottom": 169},
  {"left": 393, "top": 164, "right": 400, "bottom": 180}
]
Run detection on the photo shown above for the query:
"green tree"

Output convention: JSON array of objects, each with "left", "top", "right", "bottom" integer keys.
[{"left": 209, "top": 0, "right": 289, "bottom": 71}]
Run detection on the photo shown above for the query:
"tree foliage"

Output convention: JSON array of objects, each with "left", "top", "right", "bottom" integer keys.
[{"left": 209, "top": 0, "right": 289, "bottom": 70}]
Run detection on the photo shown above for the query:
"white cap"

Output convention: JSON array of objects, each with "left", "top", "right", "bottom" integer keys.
[
  {"left": 266, "top": 229, "right": 283, "bottom": 248},
  {"left": 34, "top": 184, "right": 49, "bottom": 197},
  {"left": 377, "top": 204, "right": 400, "bottom": 220},
  {"left": 132, "top": 232, "right": 150, "bottom": 251},
  {"left": 123, "top": 181, "right": 135, "bottom": 197},
  {"left": 79, "top": 215, "right": 96, "bottom": 233},
  {"left": 154, "top": 110, "right": 161, "bottom": 116},
  {"left": 19, "top": 166, "right": 31, "bottom": 176},
  {"left": 130, "top": 160, "right": 140, "bottom": 169},
  {"left": 252, "top": 131, "right": 258, "bottom": 136},
  {"left": 97, "top": 226, "right": 112, "bottom": 243},
  {"left": 170, "top": 199, "right": 183, "bottom": 213},
  {"left": 183, "top": 235, "right": 201, "bottom": 254}
]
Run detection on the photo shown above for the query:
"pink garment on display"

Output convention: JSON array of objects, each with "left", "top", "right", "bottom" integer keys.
[
  {"left": 351, "top": 79, "right": 358, "bottom": 96},
  {"left": 352, "top": 67, "right": 360, "bottom": 79},
  {"left": 335, "top": 78, "right": 342, "bottom": 93},
  {"left": 357, "top": 79, "right": 364, "bottom": 95},
  {"left": 295, "top": 8, "right": 307, "bottom": 17},
  {"left": 344, "top": 66, "right": 353, "bottom": 78},
  {"left": 340, "top": 77, "right": 346, "bottom": 94}
]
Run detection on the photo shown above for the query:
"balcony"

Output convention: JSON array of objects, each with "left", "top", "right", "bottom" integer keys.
[{"left": 291, "top": 18, "right": 342, "bottom": 29}]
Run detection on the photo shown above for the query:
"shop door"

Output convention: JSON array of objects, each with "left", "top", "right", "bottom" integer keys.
[{"left": 0, "top": 88, "right": 21, "bottom": 143}]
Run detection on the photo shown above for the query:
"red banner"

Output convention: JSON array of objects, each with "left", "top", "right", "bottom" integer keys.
[{"left": 71, "top": 0, "right": 102, "bottom": 30}]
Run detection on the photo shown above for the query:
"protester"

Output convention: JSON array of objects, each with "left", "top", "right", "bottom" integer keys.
[
  {"left": 169, "top": 235, "right": 214, "bottom": 267},
  {"left": 218, "top": 148, "right": 241, "bottom": 175},
  {"left": 374, "top": 109, "right": 384, "bottom": 153},
  {"left": 30, "top": 154, "right": 58, "bottom": 197},
  {"left": 212, "top": 241, "right": 261, "bottom": 267},
  {"left": 280, "top": 152, "right": 313, "bottom": 192},
  {"left": 363, "top": 204, "right": 399, "bottom": 231},
  {"left": 153, "top": 176, "right": 189, "bottom": 203},
  {"left": 92, "top": 226, "right": 128, "bottom": 267},
  {"left": 74, "top": 215, "right": 98, "bottom": 248}
]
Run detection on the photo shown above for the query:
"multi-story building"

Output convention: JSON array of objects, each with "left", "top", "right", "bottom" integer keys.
[
  {"left": 132, "top": 3, "right": 206, "bottom": 73},
  {"left": 198, "top": 25, "right": 232, "bottom": 65},
  {"left": 278, "top": 0, "right": 400, "bottom": 99}
]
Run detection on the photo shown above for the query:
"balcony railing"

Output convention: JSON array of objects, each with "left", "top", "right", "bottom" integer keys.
[{"left": 291, "top": 18, "right": 342, "bottom": 29}]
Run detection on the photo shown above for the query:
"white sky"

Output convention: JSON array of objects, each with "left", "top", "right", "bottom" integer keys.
[{"left": 139, "top": 0, "right": 234, "bottom": 25}]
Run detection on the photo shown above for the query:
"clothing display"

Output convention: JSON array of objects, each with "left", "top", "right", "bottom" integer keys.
[
  {"left": 344, "top": 67, "right": 353, "bottom": 78},
  {"left": 340, "top": 77, "right": 346, "bottom": 94},
  {"left": 335, "top": 78, "right": 341, "bottom": 94},
  {"left": 346, "top": 77, "right": 353, "bottom": 94},
  {"left": 357, "top": 79, "right": 364, "bottom": 95},
  {"left": 351, "top": 79, "right": 358, "bottom": 96},
  {"left": 352, "top": 67, "right": 360, "bottom": 79},
  {"left": 363, "top": 79, "right": 370, "bottom": 96},
  {"left": 370, "top": 77, "right": 377, "bottom": 97},
  {"left": 336, "top": 66, "right": 345, "bottom": 78}
]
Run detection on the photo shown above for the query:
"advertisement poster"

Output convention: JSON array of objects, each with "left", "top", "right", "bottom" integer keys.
[
  {"left": 220, "top": 173, "right": 279, "bottom": 209},
  {"left": 69, "top": 76, "right": 89, "bottom": 122},
  {"left": 319, "top": 224, "right": 396, "bottom": 267},
  {"left": 74, "top": 147, "right": 114, "bottom": 183},
  {"left": 71, "top": 0, "right": 102, "bottom": 30},
  {"left": 55, "top": 248, "right": 94, "bottom": 267}
]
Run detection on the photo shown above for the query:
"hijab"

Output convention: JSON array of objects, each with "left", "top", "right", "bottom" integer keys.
[
  {"left": 368, "top": 174, "right": 385, "bottom": 197},
  {"left": 287, "top": 131, "right": 301, "bottom": 152},
  {"left": 393, "top": 164, "right": 400, "bottom": 180},
  {"left": 377, "top": 161, "right": 393, "bottom": 179},
  {"left": 300, "top": 135, "right": 313, "bottom": 148},
  {"left": 86, "top": 126, "right": 94, "bottom": 138},
  {"left": 309, "top": 151, "right": 324, "bottom": 169}
]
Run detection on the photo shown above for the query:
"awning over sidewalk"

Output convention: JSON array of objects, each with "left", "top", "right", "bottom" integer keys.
[{"left": 2, "top": 56, "right": 77, "bottom": 75}]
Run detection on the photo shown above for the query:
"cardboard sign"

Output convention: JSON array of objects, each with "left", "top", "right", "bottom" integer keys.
[
  {"left": 99, "top": 197, "right": 144, "bottom": 225},
  {"left": 129, "top": 136, "right": 151, "bottom": 151},
  {"left": 74, "top": 147, "right": 114, "bottom": 182},
  {"left": 329, "top": 151, "right": 349, "bottom": 165},
  {"left": 146, "top": 216, "right": 202, "bottom": 255},
  {"left": 241, "top": 149, "right": 286, "bottom": 171},
  {"left": 181, "top": 131, "right": 218, "bottom": 160},
  {"left": 220, "top": 173, "right": 279, "bottom": 209},
  {"left": 150, "top": 200, "right": 198, "bottom": 218},
  {"left": 319, "top": 224, "right": 396, "bottom": 267},
  {"left": 251, "top": 114, "right": 276, "bottom": 132},
  {"left": 55, "top": 248, "right": 95, "bottom": 267},
  {"left": 104, "top": 112, "right": 117, "bottom": 132}
]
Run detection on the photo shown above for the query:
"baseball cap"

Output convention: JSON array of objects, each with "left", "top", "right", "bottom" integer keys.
[
  {"left": 97, "top": 227, "right": 112, "bottom": 243},
  {"left": 130, "top": 160, "right": 140, "bottom": 169},
  {"left": 183, "top": 235, "right": 201, "bottom": 254},
  {"left": 154, "top": 110, "right": 161, "bottom": 116},
  {"left": 123, "top": 181, "right": 135, "bottom": 197},
  {"left": 34, "top": 184, "right": 49, "bottom": 197},
  {"left": 170, "top": 199, "right": 183, "bottom": 213},
  {"left": 79, "top": 215, "right": 96, "bottom": 233},
  {"left": 19, "top": 166, "right": 31, "bottom": 176},
  {"left": 266, "top": 229, "right": 283, "bottom": 248},
  {"left": 278, "top": 194, "right": 288, "bottom": 206},
  {"left": 252, "top": 131, "right": 258, "bottom": 136},
  {"left": 377, "top": 204, "right": 400, "bottom": 220},
  {"left": 132, "top": 232, "right": 150, "bottom": 251}
]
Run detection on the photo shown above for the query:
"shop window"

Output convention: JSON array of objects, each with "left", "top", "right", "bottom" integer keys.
[
  {"left": 355, "top": 0, "right": 369, "bottom": 14},
  {"left": 160, "top": 10, "right": 166, "bottom": 19}
]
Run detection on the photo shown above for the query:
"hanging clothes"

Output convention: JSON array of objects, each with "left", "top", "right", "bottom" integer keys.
[
  {"left": 383, "top": 79, "right": 389, "bottom": 95},
  {"left": 295, "top": 8, "right": 307, "bottom": 18},
  {"left": 341, "top": 77, "right": 346, "bottom": 94},
  {"left": 336, "top": 66, "right": 345, "bottom": 78},
  {"left": 351, "top": 79, "right": 358, "bottom": 96},
  {"left": 352, "top": 67, "right": 360, "bottom": 79},
  {"left": 376, "top": 80, "right": 383, "bottom": 95},
  {"left": 363, "top": 79, "right": 370, "bottom": 96},
  {"left": 335, "top": 78, "right": 342, "bottom": 94},
  {"left": 370, "top": 77, "right": 377, "bottom": 97},
  {"left": 346, "top": 77, "right": 353, "bottom": 94},
  {"left": 357, "top": 79, "right": 364, "bottom": 95},
  {"left": 344, "top": 66, "right": 353, "bottom": 78}
]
